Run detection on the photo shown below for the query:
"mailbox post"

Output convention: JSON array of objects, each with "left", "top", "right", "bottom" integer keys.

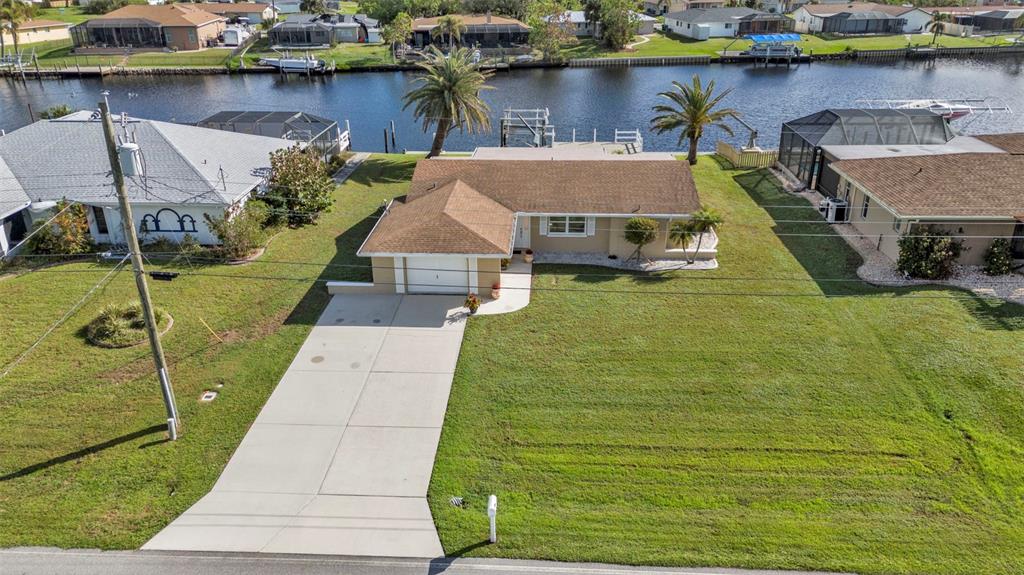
[{"left": 487, "top": 494, "right": 498, "bottom": 544}]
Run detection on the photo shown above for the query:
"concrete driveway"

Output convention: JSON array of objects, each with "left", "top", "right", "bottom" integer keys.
[{"left": 144, "top": 294, "right": 467, "bottom": 557}]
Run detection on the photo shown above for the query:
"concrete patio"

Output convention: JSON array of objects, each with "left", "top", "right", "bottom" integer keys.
[{"left": 144, "top": 294, "right": 468, "bottom": 558}]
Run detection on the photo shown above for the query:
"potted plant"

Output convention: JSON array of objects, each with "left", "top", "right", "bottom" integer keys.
[
  {"left": 491, "top": 281, "right": 501, "bottom": 300},
  {"left": 464, "top": 292, "right": 481, "bottom": 314},
  {"left": 523, "top": 248, "right": 534, "bottom": 264},
  {"left": 500, "top": 257, "right": 510, "bottom": 270}
]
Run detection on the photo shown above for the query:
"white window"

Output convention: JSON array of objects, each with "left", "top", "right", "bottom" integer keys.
[
  {"left": 724, "top": 23, "right": 732, "bottom": 28},
  {"left": 892, "top": 217, "right": 901, "bottom": 232},
  {"left": 547, "top": 216, "right": 588, "bottom": 236}
]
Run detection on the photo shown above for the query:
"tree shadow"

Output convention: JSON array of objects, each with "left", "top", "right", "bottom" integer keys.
[
  {"left": 345, "top": 156, "right": 420, "bottom": 187},
  {"left": 0, "top": 425, "right": 165, "bottom": 482},
  {"left": 958, "top": 292, "right": 1024, "bottom": 331}
]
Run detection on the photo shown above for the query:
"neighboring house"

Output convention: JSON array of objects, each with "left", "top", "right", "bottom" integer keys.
[
  {"left": 197, "top": 110, "right": 348, "bottom": 162},
  {"left": 664, "top": 8, "right": 794, "bottom": 39},
  {"left": 644, "top": 0, "right": 727, "bottom": 17},
  {"left": 792, "top": 2, "right": 930, "bottom": 34},
  {"left": 547, "top": 10, "right": 657, "bottom": 37},
  {"left": 268, "top": 13, "right": 379, "bottom": 45},
  {"left": 0, "top": 111, "right": 293, "bottom": 256},
  {"left": 776, "top": 108, "right": 961, "bottom": 194},
  {"left": 70, "top": 4, "right": 227, "bottom": 51},
  {"left": 411, "top": 14, "right": 531, "bottom": 50},
  {"left": 198, "top": 2, "right": 276, "bottom": 24},
  {"left": 356, "top": 151, "right": 708, "bottom": 295},
  {"left": 921, "top": 6, "right": 1024, "bottom": 35},
  {"left": 826, "top": 133, "right": 1024, "bottom": 266},
  {"left": 0, "top": 19, "right": 71, "bottom": 45},
  {"left": 270, "top": 0, "right": 301, "bottom": 14}
]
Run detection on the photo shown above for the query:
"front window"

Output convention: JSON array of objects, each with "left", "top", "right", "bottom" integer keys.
[{"left": 548, "top": 216, "right": 587, "bottom": 236}]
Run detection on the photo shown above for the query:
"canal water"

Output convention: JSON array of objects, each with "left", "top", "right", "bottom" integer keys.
[{"left": 2, "top": 58, "right": 1023, "bottom": 152}]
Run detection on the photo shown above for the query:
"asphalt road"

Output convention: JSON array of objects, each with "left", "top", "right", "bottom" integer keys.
[{"left": 0, "top": 548, "right": 851, "bottom": 575}]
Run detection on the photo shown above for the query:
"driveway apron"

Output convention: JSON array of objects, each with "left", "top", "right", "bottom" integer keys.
[{"left": 144, "top": 294, "right": 467, "bottom": 557}]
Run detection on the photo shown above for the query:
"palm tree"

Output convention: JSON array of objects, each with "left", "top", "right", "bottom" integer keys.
[
  {"left": 667, "top": 220, "right": 694, "bottom": 249},
  {"left": 686, "top": 208, "right": 723, "bottom": 264},
  {"left": 650, "top": 74, "right": 738, "bottom": 165},
  {"left": 0, "top": 0, "right": 29, "bottom": 58},
  {"left": 431, "top": 15, "right": 466, "bottom": 51},
  {"left": 402, "top": 46, "right": 493, "bottom": 158},
  {"left": 929, "top": 12, "right": 948, "bottom": 46}
]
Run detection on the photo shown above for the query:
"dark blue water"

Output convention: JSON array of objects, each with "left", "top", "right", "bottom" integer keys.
[{"left": 2, "top": 58, "right": 1023, "bottom": 152}]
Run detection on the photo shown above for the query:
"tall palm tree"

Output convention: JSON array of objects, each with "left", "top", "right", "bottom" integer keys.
[
  {"left": 929, "top": 12, "right": 949, "bottom": 46},
  {"left": 402, "top": 46, "right": 493, "bottom": 158},
  {"left": 650, "top": 74, "right": 738, "bottom": 165},
  {"left": 0, "top": 0, "right": 28, "bottom": 58},
  {"left": 431, "top": 15, "right": 466, "bottom": 51},
  {"left": 686, "top": 208, "right": 723, "bottom": 264}
]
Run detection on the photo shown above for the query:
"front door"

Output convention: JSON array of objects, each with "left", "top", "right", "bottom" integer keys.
[{"left": 514, "top": 215, "right": 531, "bottom": 250}]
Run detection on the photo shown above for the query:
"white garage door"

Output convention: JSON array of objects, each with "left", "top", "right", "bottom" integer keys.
[{"left": 405, "top": 257, "right": 469, "bottom": 294}]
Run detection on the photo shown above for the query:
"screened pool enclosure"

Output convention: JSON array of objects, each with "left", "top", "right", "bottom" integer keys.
[
  {"left": 198, "top": 111, "right": 344, "bottom": 162},
  {"left": 778, "top": 109, "right": 954, "bottom": 193}
]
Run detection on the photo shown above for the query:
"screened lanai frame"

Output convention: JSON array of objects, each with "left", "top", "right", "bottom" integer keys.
[
  {"left": 198, "top": 111, "right": 342, "bottom": 161},
  {"left": 71, "top": 20, "right": 165, "bottom": 49},
  {"left": 778, "top": 109, "right": 954, "bottom": 189}
]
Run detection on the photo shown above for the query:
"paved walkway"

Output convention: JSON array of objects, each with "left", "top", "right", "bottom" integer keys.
[
  {"left": 144, "top": 294, "right": 467, "bottom": 557},
  {"left": 333, "top": 152, "right": 371, "bottom": 183}
]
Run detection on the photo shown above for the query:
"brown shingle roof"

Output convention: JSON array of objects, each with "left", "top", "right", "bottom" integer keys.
[
  {"left": 360, "top": 179, "right": 515, "bottom": 255},
  {"left": 409, "top": 159, "right": 700, "bottom": 214},
  {"left": 801, "top": 2, "right": 917, "bottom": 16},
  {"left": 832, "top": 153, "right": 1024, "bottom": 218},
  {"left": 411, "top": 14, "right": 529, "bottom": 30},
  {"left": 975, "top": 133, "right": 1024, "bottom": 155},
  {"left": 89, "top": 4, "right": 226, "bottom": 27},
  {"left": 359, "top": 159, "right": 700, "bottom": 256},
  {"left": 19, "top": 19, "right": 71, "bottom": 30},
  {"left": 197, "top": 3, "right": 270, "bottom": 15}
]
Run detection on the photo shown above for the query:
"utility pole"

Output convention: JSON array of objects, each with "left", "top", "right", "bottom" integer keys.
[{"left": 98, "top": 101, "right": 181, "bottom": 440}]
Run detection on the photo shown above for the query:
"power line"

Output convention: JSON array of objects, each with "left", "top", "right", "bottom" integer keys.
[
  {"left": 0, "top": 254, "right": 129, "bottom": 381},
  {"left": 16, "top": 253, "right": 1024, "bottom": 285}
]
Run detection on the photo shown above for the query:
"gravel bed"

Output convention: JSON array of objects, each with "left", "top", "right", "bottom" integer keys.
[{"left": 533, "top": 251, "right": 718, "bottom": 272}]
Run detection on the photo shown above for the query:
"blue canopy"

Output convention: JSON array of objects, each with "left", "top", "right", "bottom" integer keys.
[{"left": 746, "top": 34, "right": 802, "bottom": 43}]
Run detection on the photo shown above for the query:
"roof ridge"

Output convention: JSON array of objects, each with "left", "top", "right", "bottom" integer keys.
[{"left": 147, "top": 121, "right": 225, "bottom": 203}]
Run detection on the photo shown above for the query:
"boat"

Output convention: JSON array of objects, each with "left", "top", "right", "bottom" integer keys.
[
  {"left": 258, "top": 53, "right": 327, "bottom": 73},
  {"left": 895, "top": 99, "right": 973, "bottom": 120}
]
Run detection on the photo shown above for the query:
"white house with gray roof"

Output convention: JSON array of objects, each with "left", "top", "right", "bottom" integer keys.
[{"left": 0, "top": 111, "right": 294, "bottom": 256}]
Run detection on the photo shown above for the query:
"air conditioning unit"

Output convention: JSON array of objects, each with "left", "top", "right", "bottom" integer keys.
[{"left": 825, "top": 198, "right": 848, "bottom": 223}]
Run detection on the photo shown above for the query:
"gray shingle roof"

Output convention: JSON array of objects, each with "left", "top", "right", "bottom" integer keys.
[
  {"left": 665, "top": 7, "right": 762, "bottom": 23},
  {"left": 0, "top": 154, "right": 29, "bottom": 219},
  {"left": 0, "top": 112, "right": 293, "bottom": 209}
]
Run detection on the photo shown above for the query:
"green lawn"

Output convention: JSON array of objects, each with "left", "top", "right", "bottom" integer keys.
[
  {"left": 0, "top": 155, "right": 417, "bottom": 548},
  {"left": 336, "top": 1, "right": 359, "bottom": 14},
  {"left": 32, "top": 46, "right": 233, "bottom": 68},
  {"left": 562, "top": 31, "right": 1020, "bottom": 59},
  {"left": 36, "top": 5, "right": 91, "bottom": 25},
  {"left": 428, "top": 157, "right": 1024, "bottom": 575},
  {"left": 245, "top": 40, "right": 392, "bottom": 69}
]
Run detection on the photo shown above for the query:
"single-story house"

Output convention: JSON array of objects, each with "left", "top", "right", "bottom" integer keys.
[
  {"left": 920, "top": 6, "right": 1024, "bottom": 35},
  {"left": 268, "top": 13, "right": 379, "bottom": 46},
  {"left": 792, "top": 3, "right": 928, "bottom": 34},
  {"left": 664, "top": 8, "right": 794, "bottom": 39},
  {"left": 644, "top": 0, "right": 726, "bottom": 17},
  {"left": 547, "top": 10, "right": 657, "bottom": 37},
  {"left": 0, "top": 111, "right": 294, "bottom": 256},
  {"left": 197, "top": 2, "right": 276, "bottom": 24},
  {"left": 410, "top": 14, "right": 530, "bottom": 50},
  {"left": 356, "top": 153, "right": 708, "bottom": 295},
  {"left": 70, "top": 4, "right": 227, "bottom": 51},
  {"left": 1, "top": 19, "right": 71, "bottom": 45},
  {"left": 271, "top": 0, "right": 302, "bottom": 14},
  {"left": 826, "top": 133, "right": 1024, "bottom": 266}
]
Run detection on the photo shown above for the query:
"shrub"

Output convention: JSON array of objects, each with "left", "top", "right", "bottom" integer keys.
[
  {"left": 203, "top": 201, "right": 271, "bottom": 260},
  {"left": 266, "top": 146, "right": 334, "bottom": 227},
  {"left": 897, "top": 226, "right": 963, "bottom": 279},
  {"left": 27, "top": 200, "right": 94, "bottom": 256},
  {"left": 983, "top": 238, "right": 1014, "bottom": 276},
  {"left": 624, "top": 217, "right": 660, "bottom": 260},
  {"left": 39, "top": 104, "right": 73, "bottom": 119},
  {"left": 86, "top": 301, "right": 171, "bottom": 348}
]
